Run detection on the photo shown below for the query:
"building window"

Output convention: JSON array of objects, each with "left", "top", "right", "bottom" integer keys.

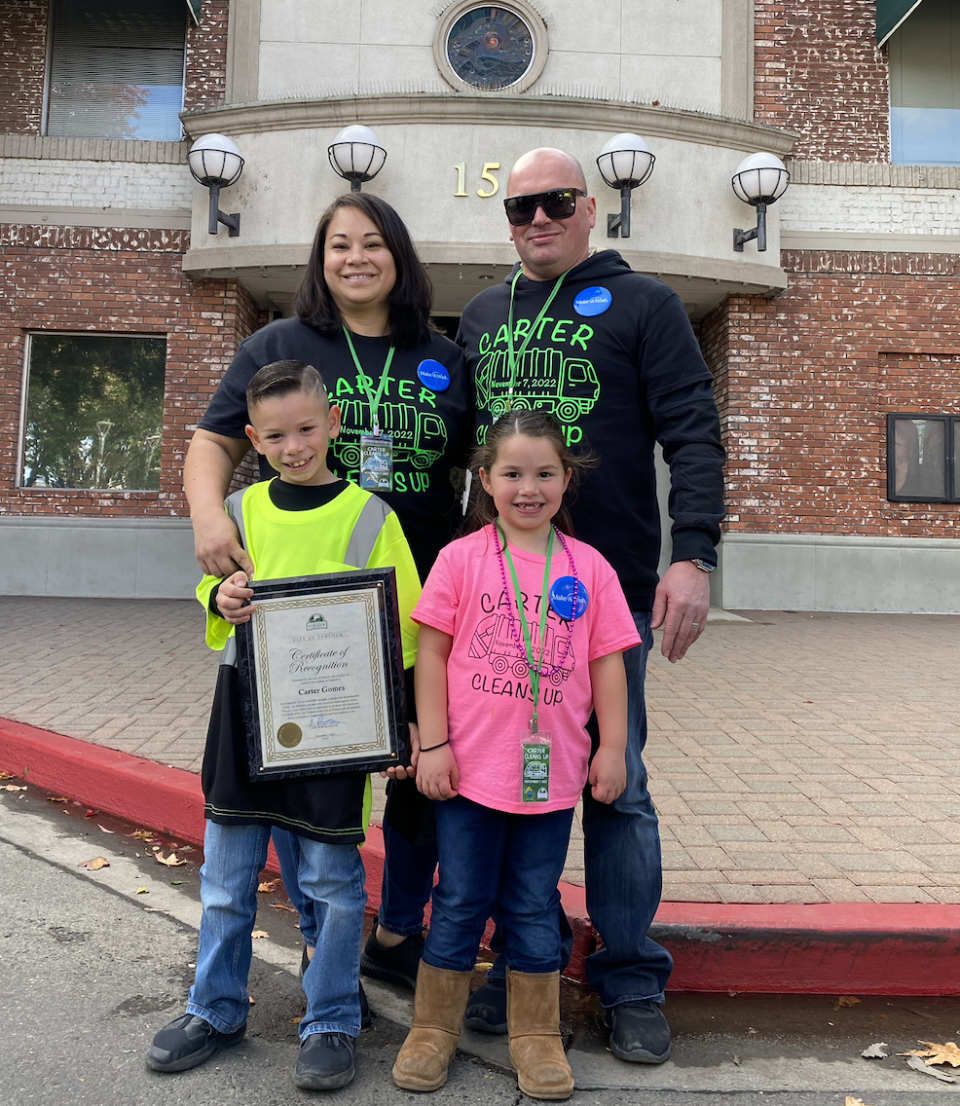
[
  {"left": 434, "top": 1, "right": 548, "bottom": 94},
  {"left": 889, "top": 0, "right": 960, "bottom": 165},
  {"left": 887, "top": 413, "right": 959, "bottom": 502},
  {"left": 46, "top": 0, "right": 186, "bottom": 141},
  {"left": 21, "top": 333, "right": 166, "bottom": 491}
]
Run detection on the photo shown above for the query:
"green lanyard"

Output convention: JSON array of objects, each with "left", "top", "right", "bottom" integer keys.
[
  {"left": 343, "top": 329, "right": 396, "bottom": 435},
  {"left": 505, "top": 269, "right": 568, "bottom": 408},
  {"left": 497, "top": 523, "right": 554, "bottom": 732}
]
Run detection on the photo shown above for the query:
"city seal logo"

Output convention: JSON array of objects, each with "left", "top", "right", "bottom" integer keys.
[
  {"left": 573, "top": 286, "right": 612, "bottom": 316},
  {"left": 277, "top": 722, "right": 303, "bottom": 748},
  {"left": 306, "top": 613, "right": 328, "bottom": 631},
  {"left": 416, "top": 359, "right": 451, "bottom": 392}
]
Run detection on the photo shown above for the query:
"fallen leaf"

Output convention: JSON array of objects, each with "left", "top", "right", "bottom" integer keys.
[
  {"left": 747, "top": 1026, "right": 758, "bottom": 1034},
  {"left": 258, "top": 879, "right": 280, "bottom": 893},
  {"left": 0, "top": 772, "right": 15, "bottom": 781},
  {"left": 179, "top": 845, "right": 195, "bottom": 853},
  {"left": 135, "top": 887, "right": 149, "bottom": 895},
  {"left": 474, "top": 960, "right": 489, "bottom": 972},
  {"left": 270, "top": 902, "right": 297, "bottom": 913},
  {"left": 84, "top": 809, "right": 96, "bottom": 817},
  {"left": 861, "top": 1042, "right": 888, "bottom": 1059},
  {"left": 77, "top": 856, "right": 109, "bottom": 870},
  {"left": 97, "top": 824, "right": 115, "bottom": 834},
  {"left": 127, "top": 829, "right": 154, "bottom": 840},
  {"left": 901, "top": 1040, "right": 960, "bottom": 1067},
  {"left": 171, "top": 879, "right": 189, "bottom": 885},
  {"left": 845, "top": 1098, "right": 876, "bottom": 1106},
  {"left": 155, "top": 851, "right": 186, "bottom": 867},
  {"left": 733, "top": 1054, "right": 741, "bottom": 1066},
  {"left": 836, "top": 996, "right": 862, "bottom": 1009},
  {"left": 904, "top": 1054, "right": 958, "bottom": 1082},
  {"left": 47, "top": 796, "right": 69, "bottom": 802},
  {"left": 251, "top": 929, "right": 268, "bottom": 939},
  {"left": 288, "top": 1016, "right": 302, "bottom": 1024},
  {"left": 1, "top": 784, "right": 27, "bottom": 792}
]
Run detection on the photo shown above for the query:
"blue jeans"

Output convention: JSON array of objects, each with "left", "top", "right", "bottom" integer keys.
[
  {"left": 187, "top": 821, "right": 366, "bottom": 1039},
  {"left": 486, "top": 612, "right": 673, "bottom": 1006},
  {"left": 425, "top": 796, "right": 574, "bottom": 974}
]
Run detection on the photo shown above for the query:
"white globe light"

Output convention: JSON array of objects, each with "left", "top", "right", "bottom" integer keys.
[
  {"left": 731, "top": 152, "right": 790, "bottom": 205},
  {"left": 187, "top": 133, "right": 244, "bottom": 188},
  {"left": 328, "top": 125, "right": 387, "bottom": 184},
  {"left": 597, "top": 133, "right": 655, "bottom": 190}
]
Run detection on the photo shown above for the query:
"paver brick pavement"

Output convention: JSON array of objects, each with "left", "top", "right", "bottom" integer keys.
[{"left": 1, "top": 598, "right": 957, "bottom": 903}]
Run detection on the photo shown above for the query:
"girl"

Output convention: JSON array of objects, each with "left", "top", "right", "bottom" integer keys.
[{"left": 392, "top": 411, "right": 641, "bottom": 1100}]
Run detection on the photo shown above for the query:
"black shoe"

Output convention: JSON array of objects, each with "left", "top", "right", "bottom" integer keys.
[
  {"left": 146, "top": 1013, "right": 246, "bottom": 1073},
  {"left": 360, "top": 929, "right": 424, "bottom": 990},
  {"left": 604, "top": 1000, "right": 671, "bottom": 1064},
  {"left": 463, "top": 975, "right": 507, "bottom": 1034},
  {"left": 294, "top": 1032, "right": 357, "bottom": 1090},
  {"left": 300, "top": 945, "right": 371, "bottom": 1029}
]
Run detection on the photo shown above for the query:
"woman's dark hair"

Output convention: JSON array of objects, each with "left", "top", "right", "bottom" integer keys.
[
  {"left": 293, "top": 192, "right": 436, "bottom": 349},
  {"left": 246, "top": 359, "right": 327, "bottom": 411},
  {"left": 464, "top": 410, "right": 594, "bottom": 537}
]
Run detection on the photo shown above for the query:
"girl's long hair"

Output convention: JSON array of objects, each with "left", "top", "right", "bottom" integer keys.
[
  {"left": 293, "top": 192, "right": 437, "bottom": 349},
  {"left": 464, "top": 410, "right": 594, "bottom": 538}
]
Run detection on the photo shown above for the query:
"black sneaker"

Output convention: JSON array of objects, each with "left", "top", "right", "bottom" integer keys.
[
  {"left": 604, "top": 1000, "right": 671, "bottom": 1064},
  {"left": 360, "top": 929, "right": 424, "bottom": 990},
  {"left": 146, "top": 1013, "right": 246, "bottom": 1073},
  {"left": 300, "top": 945, "right": 371, "bottom": 1029},
  {"left": 463, "top": 976, "right": 507, "bottom": 1034},
  {"left": 294, "top": 1032, "right": 357, "bottom": 1090}
]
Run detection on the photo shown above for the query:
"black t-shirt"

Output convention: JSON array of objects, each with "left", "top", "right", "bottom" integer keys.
[
  {"left": 200, "top": 318, "right": 474, "bottom": 581},
  {"left": 457, "top": 250, "right": 725, "bottom": 610}
]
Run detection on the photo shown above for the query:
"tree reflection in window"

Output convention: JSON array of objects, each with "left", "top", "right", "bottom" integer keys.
[{"left": 22, "top": 333, "right": 166, "bottom": 491}]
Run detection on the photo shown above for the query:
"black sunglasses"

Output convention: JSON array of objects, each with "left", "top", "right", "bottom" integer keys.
[{"left": 503, "top": 188, "right": 586, "bottom": 226}]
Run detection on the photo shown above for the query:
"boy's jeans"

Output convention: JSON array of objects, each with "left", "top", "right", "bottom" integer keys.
[
  {"left": 424, "top": 796, "right": 574, "bottom": 974},
  {"left": 187, "top": 821, "right": 366, "bottom": 1039}
]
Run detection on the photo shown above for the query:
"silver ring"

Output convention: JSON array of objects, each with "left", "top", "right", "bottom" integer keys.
[{"left": 691, "top": 622, "right": 700, "bottom": 628}]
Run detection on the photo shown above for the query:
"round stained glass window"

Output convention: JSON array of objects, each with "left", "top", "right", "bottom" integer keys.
[{"left": 446, "top": 6, "right": 535, "bottom": 91}]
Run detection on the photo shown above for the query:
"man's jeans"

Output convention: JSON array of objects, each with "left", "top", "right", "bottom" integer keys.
[
  {"left": 187, "top": 821, "right": 366, "bottom": 1039},
  {"left": 487, "top": 612, "right": 673, "bottom": 1006},
  {"left": 425, "top": 797, "right": 574, "bottom": 974}
]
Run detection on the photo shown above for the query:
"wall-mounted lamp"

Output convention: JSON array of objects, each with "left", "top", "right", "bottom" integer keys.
[
  {"left": 187, "top": 134, "right": 244, "bottom": 237},
  {"left": 327, "top": 125, "right": 387, "bottom": 192},
  {"left": 596, "top": 133, "right": 655, "bottom": 238},
  {"left": 731, "top": 152, "right": 790, "bottom": 252}
]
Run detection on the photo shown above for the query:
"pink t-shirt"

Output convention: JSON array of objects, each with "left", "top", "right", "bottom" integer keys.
[{"left": 412, "top": 526, "right": 641, "bottom": 814}]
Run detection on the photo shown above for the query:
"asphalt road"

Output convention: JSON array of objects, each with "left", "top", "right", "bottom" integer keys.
[{"left": 1, "top": 786, "right": 958, "bottom": 1106}]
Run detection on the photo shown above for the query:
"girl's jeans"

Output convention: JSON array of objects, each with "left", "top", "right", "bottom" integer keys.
[
  {"left": 424, "top": 796, "right": 575, "bottom": 973},
  {"left": 187, "top": 820, "right": 366, "bottom": 1039}
]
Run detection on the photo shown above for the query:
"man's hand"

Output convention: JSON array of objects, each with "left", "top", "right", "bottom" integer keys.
[
  {"left": 194, "top": 509, "right": 255, "bottom": 579},
  {"left": 651, "top": 560, "right": 710, "bottom": 663},
  {"left": 215, "top": 571, "right": 256, "bottom": 625},
  {"left": 381, "top": 722, "right": 420, "bottom": 780}
]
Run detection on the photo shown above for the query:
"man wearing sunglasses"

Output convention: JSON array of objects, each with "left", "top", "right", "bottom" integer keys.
[{"left": 456, "top": 148, "right": 725, "bottom": 1066}]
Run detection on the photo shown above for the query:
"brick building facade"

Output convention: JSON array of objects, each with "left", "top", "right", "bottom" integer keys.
[{"left": 0, "top": 0, "right": 957, "bottom": 610}]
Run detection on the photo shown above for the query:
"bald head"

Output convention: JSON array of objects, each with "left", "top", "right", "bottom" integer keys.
[
  {"left": 507, "top": 148, "right": 588, "bottom": 196},
  {"left": 504, "top": 148, "right": 596, "bottom": 281}
]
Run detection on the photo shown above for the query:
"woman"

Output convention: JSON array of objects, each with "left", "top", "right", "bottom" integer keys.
[{"left": 184, "top": 192, "right": 471, "bottom": 1002}]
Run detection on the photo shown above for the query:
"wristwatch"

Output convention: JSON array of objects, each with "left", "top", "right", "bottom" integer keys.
[{"left": 689, "top": 558, "right": 716, "bottom": 573}]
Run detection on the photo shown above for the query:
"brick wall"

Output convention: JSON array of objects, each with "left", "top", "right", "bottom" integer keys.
[
  {"left": 702, "top": 256, "right": 960, "bottom": 539},
  {"left": 756, "top": 0, "right": 890, "bottom": 162},
  {"left": 0, "top": 226, "right": 263, "bottom": 519},
  {"left": 0, "top": 1, "right": 46, "bottom": 135},
  {"left": 0, "top": 0, "right": 227, "bottom": 135}
]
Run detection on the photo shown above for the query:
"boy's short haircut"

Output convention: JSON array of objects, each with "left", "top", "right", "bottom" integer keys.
[{"left": 246, "top": 360, "right": 328, "bottom": 411}]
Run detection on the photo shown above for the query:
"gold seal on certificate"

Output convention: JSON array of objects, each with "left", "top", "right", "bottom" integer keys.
[{"left": 236, "top": 568, "right": 408, "bottom": 780}]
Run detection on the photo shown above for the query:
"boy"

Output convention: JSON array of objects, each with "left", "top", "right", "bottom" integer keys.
[{"left": 146, "top": 360, "right": 420, "bottom": 1090}]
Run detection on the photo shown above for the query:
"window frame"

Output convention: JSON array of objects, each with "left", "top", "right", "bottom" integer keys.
[{"left": 885, "top": 411, "right": 959, "bottom": 503}]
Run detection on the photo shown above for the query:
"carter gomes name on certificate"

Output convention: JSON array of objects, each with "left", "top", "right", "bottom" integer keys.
[{"left": 253, "top": 589, "right": 391, "bottom": 770}]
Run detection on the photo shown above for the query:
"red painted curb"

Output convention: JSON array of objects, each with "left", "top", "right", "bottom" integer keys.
[{"left": 2, "top": 717, "right": 957, "bottom": 995}]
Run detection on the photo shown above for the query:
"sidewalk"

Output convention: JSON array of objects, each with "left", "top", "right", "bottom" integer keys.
[{"left": 2, "top": 596, "right": 958, "bottom": 906}]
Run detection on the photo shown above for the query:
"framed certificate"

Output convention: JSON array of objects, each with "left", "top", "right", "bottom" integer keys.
[{"left": 236, "top": 568, "right": 408, "bottom": 781}]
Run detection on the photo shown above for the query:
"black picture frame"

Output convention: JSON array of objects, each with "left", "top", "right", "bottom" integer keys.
[{"left": 236, "top": 567, "right": 408, "bottom": 781}]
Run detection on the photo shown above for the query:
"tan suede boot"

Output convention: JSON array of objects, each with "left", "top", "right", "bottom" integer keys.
[
  {"left": 392, "top": 961, "right": 473, "bottom": 1091},
  {"left": 506, "top": 968, "right": 575, "bottom": 1100}
]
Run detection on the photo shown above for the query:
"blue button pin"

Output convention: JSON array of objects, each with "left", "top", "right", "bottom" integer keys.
[
  {"left": 549, "top": 577, "right": 588, "bottom": 620},
  {"left": 573, "top": 286, "right": 612, "bottom": 316},
  {"left": 417, "top": 359, "right": 450, "bottom": 391}
]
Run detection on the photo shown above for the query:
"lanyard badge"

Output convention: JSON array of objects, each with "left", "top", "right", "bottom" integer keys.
[{"left": 343, "top": 330, "right": 396, "bottom": 490}]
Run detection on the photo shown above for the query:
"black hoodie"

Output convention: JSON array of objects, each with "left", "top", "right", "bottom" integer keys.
[{"left": 457, "top": 250, "right": 725, "bottom": 611}]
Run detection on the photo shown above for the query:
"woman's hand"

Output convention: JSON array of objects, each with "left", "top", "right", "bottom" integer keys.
[
  {"left": 215, "top": 571, "right": 256, "bottom": 625},
  {"left": 588, "top": 746, "right": 626, "bottom": 805},
  {"left": 416, "top": 743, "right": 459, "bottom": 801}
]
